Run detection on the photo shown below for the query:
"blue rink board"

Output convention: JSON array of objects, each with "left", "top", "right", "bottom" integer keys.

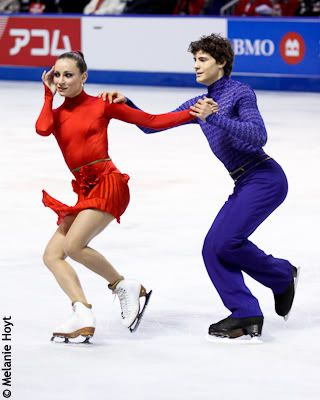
[{"left": 0, "top": 66, "right": 319, "bottom": 92}]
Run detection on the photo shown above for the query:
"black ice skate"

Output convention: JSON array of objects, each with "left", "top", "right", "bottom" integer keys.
[
  {"left": 274, "top": 265, "right": 300, "bottom": 320},
  {"left": 208, "top": 315, "right": 264, "bottom": 340}
]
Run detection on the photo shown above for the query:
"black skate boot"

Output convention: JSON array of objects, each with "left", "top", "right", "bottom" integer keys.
[
  {"left": 208, "top": 315, "right": 264, "bottom": 339},
  {"left": 274, "top": 265, "right": 300, "bottom": 320}
]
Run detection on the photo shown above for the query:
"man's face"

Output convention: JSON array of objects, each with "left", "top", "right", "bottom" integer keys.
[{"left": 193, "top": 50, "right": 225, "bottom": 86}]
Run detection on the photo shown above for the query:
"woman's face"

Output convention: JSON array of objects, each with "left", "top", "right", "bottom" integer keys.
[{"left": 53, "top": 58, "right": 87, "bottom": 98}]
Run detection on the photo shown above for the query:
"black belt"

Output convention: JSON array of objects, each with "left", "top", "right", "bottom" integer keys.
[{"left": 229, "top": 155, "right": 271, "bottom": 182}]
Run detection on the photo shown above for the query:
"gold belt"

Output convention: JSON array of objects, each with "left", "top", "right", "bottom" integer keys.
[{"left": 72, "top": 158, "right": 111, "bottom": 173}]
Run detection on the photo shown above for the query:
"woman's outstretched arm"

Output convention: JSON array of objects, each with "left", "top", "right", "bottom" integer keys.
[{"left": 104, "top": 101, "right": 196, "bottom": 130}]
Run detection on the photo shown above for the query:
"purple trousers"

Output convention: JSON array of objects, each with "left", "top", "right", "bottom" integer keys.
[{"left": 202, "top": 159, "right": 292, "bottom": 318}]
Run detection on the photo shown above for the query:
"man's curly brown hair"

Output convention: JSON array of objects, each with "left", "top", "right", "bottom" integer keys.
[{"left": 188, "top": 34, "right": 234, "bottom": 77}]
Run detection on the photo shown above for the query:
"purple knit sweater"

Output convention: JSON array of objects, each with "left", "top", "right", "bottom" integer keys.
[{"left": 127, "top": 76, "right": 268, "bottom": 172}]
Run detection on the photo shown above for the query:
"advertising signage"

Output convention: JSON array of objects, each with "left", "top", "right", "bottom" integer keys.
[
  {"left": 228, "top": 18, "right": 320, "bottom": 78},
  {"left": 0, "top": 16, "right": 81, "bottom": 67}
]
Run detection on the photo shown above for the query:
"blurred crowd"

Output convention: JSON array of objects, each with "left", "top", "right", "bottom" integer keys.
[{"left": 0, "top": 0, "right": 319, "bottom": 17}]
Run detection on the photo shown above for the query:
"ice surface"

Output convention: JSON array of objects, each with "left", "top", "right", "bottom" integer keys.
[{"left": 0, "top": 81, "right": 319, "bottom": 399}]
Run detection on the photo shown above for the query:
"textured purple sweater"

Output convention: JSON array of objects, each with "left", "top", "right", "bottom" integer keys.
[{"left": 128, "top": 76, "right": 268, "bottom": 172}]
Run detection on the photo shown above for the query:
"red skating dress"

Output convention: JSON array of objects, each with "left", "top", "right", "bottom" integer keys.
[{"left": 36, "top": 86, "right": 194, "bottom": 224}]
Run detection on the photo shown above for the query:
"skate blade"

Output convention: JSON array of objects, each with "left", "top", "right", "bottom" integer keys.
[
  {"left": 51, "top": 335, "right": 93, "bottom": 344},
  {"left": 206, "top": 334, "right": 263, "bottom": 344},
  {"left": 129, "top": 290, "right": 152, "bottom": 333},
  {"left": 284, "top": 266, "right": 301, "bottom": 321},
  {"left": 51, "top": 327, "right": 95, "bottom": 344}
]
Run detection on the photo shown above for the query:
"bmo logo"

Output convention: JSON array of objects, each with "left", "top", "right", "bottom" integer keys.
[
  {"left": 0, "top": 17, "right": 80, "bottom": 66},
  {"left": 10, "top": 29, "right": 71, "bottom": 56},
  {"left": 232, "top": 39, "right": 275, "bottom": 57},
  {"left": 280, "top": 32, "right": 305, "bottom": 65}
]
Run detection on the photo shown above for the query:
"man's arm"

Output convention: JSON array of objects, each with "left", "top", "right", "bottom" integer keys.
[{"left": 205, "top": 87, "right": 267, "bottom": 148}]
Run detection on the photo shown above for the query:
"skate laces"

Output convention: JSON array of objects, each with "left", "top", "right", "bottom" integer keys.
[{"left": 114, "top": 287, "right": 131, "bottom": 319}]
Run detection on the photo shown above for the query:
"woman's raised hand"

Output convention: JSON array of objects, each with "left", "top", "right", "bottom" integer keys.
[
  {"left": 190, "top": 97, "right": 219, "bottom": 121},
  {"left": 42, "top": 67, "right": 56, "bottom": 95}
]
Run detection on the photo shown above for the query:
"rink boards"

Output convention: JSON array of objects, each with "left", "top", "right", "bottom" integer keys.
[{"left": 0, "top": 14, "right": 319, "bottom": 91}]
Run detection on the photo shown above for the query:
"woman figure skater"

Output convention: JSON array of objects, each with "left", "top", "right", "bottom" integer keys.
[{"left": 36, "top": 51, "right": 210, "bottom": 343}]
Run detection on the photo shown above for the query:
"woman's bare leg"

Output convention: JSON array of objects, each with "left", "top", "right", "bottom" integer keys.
[
  {"left": 61, "top": 209, "right": 151, "bottom": 330},
  {"left": 64, "top": 209, "right": 122, "bottom": 284},
  {"left": 43, "top": 215, "right": 88, "bottom": 304}
]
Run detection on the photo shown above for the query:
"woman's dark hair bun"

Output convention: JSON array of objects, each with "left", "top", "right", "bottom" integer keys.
[
  {"left": 57, "top": 50, "right": 87, "bottom": 73},
  {"left": 74, "top": 50, "right": 85, "bottom": 60}
]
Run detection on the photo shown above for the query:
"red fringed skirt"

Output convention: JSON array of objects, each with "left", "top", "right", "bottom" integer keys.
[{"left": 42, "top": 161, "right": 130, "bottom": 225}]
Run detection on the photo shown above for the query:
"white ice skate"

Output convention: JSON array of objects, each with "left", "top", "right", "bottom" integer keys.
[
  {"left": 113, "top": 279, "right": 152, "bottom": 332},
  {"left": 51, "top": 302, "right": 96, "bottom": 344}
]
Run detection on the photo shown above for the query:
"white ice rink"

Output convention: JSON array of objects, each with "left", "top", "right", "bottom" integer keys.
[{"left": 1, "top": 81, "right": 319, "bottom": 399}]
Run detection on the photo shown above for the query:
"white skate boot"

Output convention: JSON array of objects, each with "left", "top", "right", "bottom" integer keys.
[
  {"left": 113, "top": 279, "right": 152, "bottom": 332},
  {"left": 51, "top": 302, "right": 96, "bottom": 343}
]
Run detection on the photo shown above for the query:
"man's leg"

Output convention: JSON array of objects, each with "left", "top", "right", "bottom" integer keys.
[{"left": 203, "top": 161, "right": 292, "bottom": 318}]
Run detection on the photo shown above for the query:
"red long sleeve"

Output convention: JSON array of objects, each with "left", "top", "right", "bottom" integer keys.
[
  {"left": 35, "top": 90, "right": 194, "bottom": 171},
  {"left": 105, "top": 101, "right": 194, "bottom": 129},
  {"left": 35, "top": 85, "right": 55, "bottom": 136}
]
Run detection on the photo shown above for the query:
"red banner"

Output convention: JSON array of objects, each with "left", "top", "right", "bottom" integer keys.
[{"left": 0, "top": 17, "right": 81, "bottom": 67}]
